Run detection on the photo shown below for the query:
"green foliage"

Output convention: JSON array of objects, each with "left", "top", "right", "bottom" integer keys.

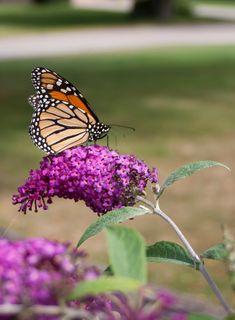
[
  {"left": 67, "top": 276, "right": 140, "bottom": 300},
  {"left": 197, "top": 0, "right": 235, "bottom": 5},
  {"left": 76, "top": 207, "right": 149, "bottom": 248},
  {"left": 189, "top": 314, "right": 217, "bottom": 320},
  {"left": 175, "top": 0, "right": 193, "bottom": 17},
  {"left": 147, "top": 241, "right": 197, "bottom": 268},
  {"left": 72, "top": 226, "right": 146, "bottom": 299},
  {"left": 70, "top": 226, "right": 146, "bottom": 300},
  {"left": 0, "top": 5, "right": 128, "bottom": 34},
  {"left": 158, "top": 160, "right": 230, "bottom": 198},
  {"left": 202, "top": 243, "right": 228, "bottom": 261},
  {"left": 106, "top": 226, "right": 147, "bottom": 283},
  {"left": 132, "top": 0, "right": 193, "bottom": 20},
  {"left": 34, "top": 0, "right": 68, "bottom": 5},
  {"left": 225, "top": 315, "right": 235, "bottom": 320}
]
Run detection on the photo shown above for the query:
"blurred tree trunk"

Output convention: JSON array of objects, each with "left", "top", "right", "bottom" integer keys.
[{"left": 132, "top": 0, "right": 175, "bottom": 19}]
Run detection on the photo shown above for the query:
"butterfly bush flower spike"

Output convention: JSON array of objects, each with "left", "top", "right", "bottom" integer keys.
[
  {"left": 0, "top": 238, "right": 99, "bottom": 306},
  {"left": 91, "top": 289, "right": 187, "bottom": 320},
  {"left": 12, "top": 145, "right": 158, "bottom": 214},
  {"left": 0, "top": 238, "right": 187, "bottom": 319}
]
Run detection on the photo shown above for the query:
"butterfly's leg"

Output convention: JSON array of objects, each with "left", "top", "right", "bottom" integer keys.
[{"left": 106, "top": 134, "right": 109, "bottom": 148}]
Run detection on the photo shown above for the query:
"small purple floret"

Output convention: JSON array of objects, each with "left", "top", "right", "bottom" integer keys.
[{"left": 12, "top": 145, "right": 158, "bottom": 214}]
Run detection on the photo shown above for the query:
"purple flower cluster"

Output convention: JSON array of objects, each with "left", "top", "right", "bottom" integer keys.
[
  {"left": 0, "top": 238, "right": 99, "bottom": 306},
  {"left": 12, "top": 145, "right": 158, "bottom": 214},
  {"left": 86, "top": 288, "right": 187, "bottom": 320},
  {"left": 0, "top": 237, "right": 188, "bottom": 320}
]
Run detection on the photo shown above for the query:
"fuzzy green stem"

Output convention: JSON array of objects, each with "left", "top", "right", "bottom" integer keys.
[
  {"left": 154, "top": 202, "right": 233, "bottom": 315},
  {"left": 154, "top": 203, "right": 233, "bottom": 315},
  {"left": 138, "top": 195, "right": 233, "bottom": 315}
]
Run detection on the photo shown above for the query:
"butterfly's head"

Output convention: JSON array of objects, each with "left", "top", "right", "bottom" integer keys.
[{"left": 89, "top": 122, "right": 111, "bottom": 142}]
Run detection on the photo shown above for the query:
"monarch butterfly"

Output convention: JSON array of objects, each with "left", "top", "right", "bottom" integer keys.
[{"left": 28, "top": 67, "right": 110, "bottom": 154}]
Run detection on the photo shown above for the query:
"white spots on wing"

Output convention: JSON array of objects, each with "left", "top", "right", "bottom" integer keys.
[{"left": 47, "top": 84, "right": 53, "bottom": 90}]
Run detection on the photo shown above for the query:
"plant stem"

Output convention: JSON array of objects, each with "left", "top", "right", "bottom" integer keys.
[
  {"left": 139, "top": 197, "right": 234, "bottom": 315},
  {"left": 199, "top": 263, "right": 233, "bottom": 315},
  {"left": 0, "top": 303, "right": 98, "bottom": 319},
  {"left": 155, "top": 202, "right": 200, "bottom": 262},
  {"left": 155, "top": 203, "right": 233, "bottom": 315}
]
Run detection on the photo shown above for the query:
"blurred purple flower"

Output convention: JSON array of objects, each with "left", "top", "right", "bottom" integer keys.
[
  {"left": 90, "top": 288, "right": 188, "bottom": 320},
  {"left": 12, "top": 145, "right": 158, "bottom": 214},
  {"left": 0, "top": 238, "right": 99, "bottom": 308},
  {"left": 0, "top": 238, "right": 188, "bottom": 320},
  {"left": 171, "top": 314, "right": 188, "bottom": 320}
]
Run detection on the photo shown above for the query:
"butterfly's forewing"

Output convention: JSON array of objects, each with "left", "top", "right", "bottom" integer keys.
[{"left": 31, "top": 67, "right": 99, "bottom": 122}]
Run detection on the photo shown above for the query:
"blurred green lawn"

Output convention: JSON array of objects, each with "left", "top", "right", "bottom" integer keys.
[
  {"left": 0, "top": 3, "right": 217, "bottom": 35},
  {"left": 2, "top": 46, "right": 235, "bottom": 188},
  {"left": 0, "top": 4, "right": 130, "bottom": 35},
  {"left": 1, "top": 46, "right": 235, "bottom": 306},
  {"left": 196, "top": 0, "right": 235, "bottom": 6}
]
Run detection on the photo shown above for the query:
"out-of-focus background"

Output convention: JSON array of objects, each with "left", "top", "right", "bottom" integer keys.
[{"left": 1, "top": 0, "right": 235, "bottom": 308}]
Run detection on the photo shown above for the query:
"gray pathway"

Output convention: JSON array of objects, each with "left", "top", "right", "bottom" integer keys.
[{"left": 1, "top": 23, "right": 235, "bottom": 60}]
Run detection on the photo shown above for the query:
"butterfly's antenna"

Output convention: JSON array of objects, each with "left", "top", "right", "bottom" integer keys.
[{"left": 109, "top": 124, "right": 135, "bottom": 131}]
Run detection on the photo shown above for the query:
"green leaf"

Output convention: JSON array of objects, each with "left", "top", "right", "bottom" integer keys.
[
  {"left": 67, "top": 276, "right": 140, "bottom": 300},
  {"left": 77, "top": 207, "right": 149, "bottom": 248},
  {"left": 106, "top": 225, "right": 147, "bottom": 283},
  {"left": 189, "top": 314, "right": 217, "bottom": 320},
  {"left": 146, "top": 241, "right": 197, "bottom": 268},
  {"left": 158, "top": 160, "right": 230, "bottom": 198},
  {"left": 201, "top": 243, "right": 228, "bottom": 261},
  {"left": 103, "top": 265, "right": 113, "bottom": 276},
  {"left": 225, "top": 315, "right": 235, "bottom": 320}
]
